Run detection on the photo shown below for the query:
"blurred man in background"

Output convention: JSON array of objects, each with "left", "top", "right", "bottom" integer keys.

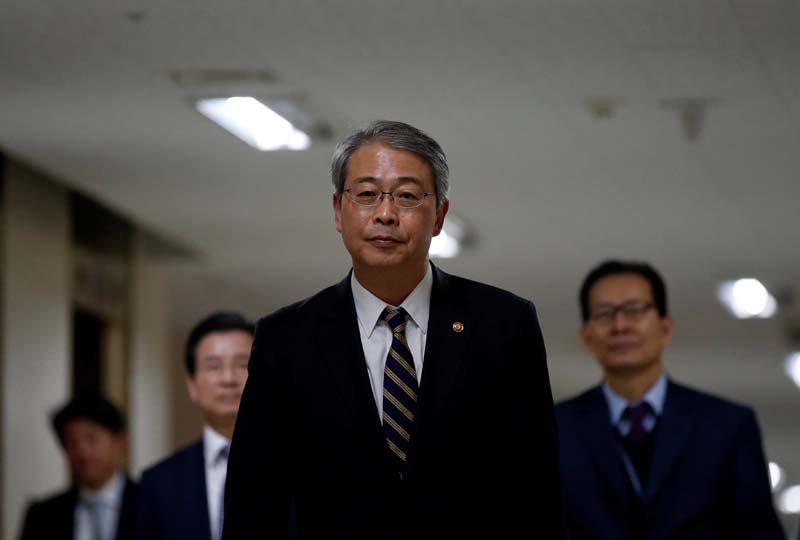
[
  {"left": 135, "top": 312, "right": 253, "bottom": 540},
  {"left": 557, "top": 259, "right": 784, "bottom": 539},
  {"left": 19, "top": 391, "right": 137, "bottom": 540}
]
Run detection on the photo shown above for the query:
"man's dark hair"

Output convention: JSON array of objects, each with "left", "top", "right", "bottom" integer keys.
[
  {"left": 330, "top": 120, "right": 450, "bottom": 205},
  {"left": 579, "top": 259, "right": 668, "bottom": 321},
  {"left": 185, "top": 311, "right": 255, "bottom": 375},
  {"left": 51, "top": 390, "right": 125, "bottom": 445}
]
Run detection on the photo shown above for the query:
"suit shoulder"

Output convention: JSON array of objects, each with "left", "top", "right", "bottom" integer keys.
[
  {"left": 445, "top": 271, "right": 534, "bottom": 311},
  {"left": 140, "top": 440, "right": 203, "bottom": 483},
  {"left": 255, "top": 281, "right": 343, "bottom": 330},
  {"left": 24, "top": 487, "right": 75, "bottom": 513},
  {"left": 669, "top": 381, "right": 754, "bottom": 420},
  {"left": 555, "top": 386, "right": 600, "bottom": 419}
]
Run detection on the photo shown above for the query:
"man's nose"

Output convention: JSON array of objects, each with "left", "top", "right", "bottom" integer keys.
[
  {"left": 610, "top": 310, "right": 631, "bottom": 332},
  {"left": 221, "top": 364, "right": 237, "bottom": 384},
  {"left": 373, "top": 193, "right": 398, "bottom": 225}
]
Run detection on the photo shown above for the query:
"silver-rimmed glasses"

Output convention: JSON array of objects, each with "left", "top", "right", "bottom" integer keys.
[{"left": 343, "top": 185, "right": 434, "bottom": 209}]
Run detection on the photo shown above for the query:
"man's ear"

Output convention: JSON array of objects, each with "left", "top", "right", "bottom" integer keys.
[
  {"left": 333, "top": 193, "right": 343, "bottom": 233},
  {"left": 186, "top": 376, "right": 199, "bottom": 404},
  {"left": 660, "top": 315, "right": 674, "bottom": 347},
  {"left": 432, "top": 199, "right": 449, "bottom": 236}
]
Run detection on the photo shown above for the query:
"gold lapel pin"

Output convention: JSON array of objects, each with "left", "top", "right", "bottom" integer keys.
[{"left": 452, "top": 322, "right": 464, "bottom": 333}]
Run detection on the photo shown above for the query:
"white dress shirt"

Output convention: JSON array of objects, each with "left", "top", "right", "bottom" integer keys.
[
  {"left": 74, "top": 472, "right": 125, "bottom": 540},
  {"left": 203, "top": 425, "right": 231, "bottom": 540},
  {"left": 351, "top": 264, "right": 433, "bottom": 421}
]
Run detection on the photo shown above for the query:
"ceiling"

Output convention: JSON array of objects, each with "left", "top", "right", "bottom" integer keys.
[{"left": 2, "top": 0, "right": 800, "bottom": 508}]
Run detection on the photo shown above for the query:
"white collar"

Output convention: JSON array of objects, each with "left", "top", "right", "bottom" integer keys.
[
  {"left": 78, "top": 471, "right": 125, "bottom": 509},
  {"left": 202, "top": 425, "right": 231, "bottom": 466},
  {"left": 351, "top": 263, "right": 433, "bottom": 338}
]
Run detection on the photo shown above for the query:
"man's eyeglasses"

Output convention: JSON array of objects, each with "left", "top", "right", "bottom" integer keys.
[
  {"left": 588, "top": 300, "right": 655, "bottom": 325},
  {"left": 343, "top": 185, "right": 434, "bottom": 209}
]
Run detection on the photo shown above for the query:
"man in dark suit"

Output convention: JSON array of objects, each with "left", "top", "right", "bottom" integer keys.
[
  {"left": 135, "top": 312, "right": 254, "bottom": 540},
  {"left": 19, "top": 391, "right": 137, "bottom": 540},
  {"left": 557, "top": 259, "right": 784, "bottom": 539},
  {"left": 222, "top": 120, "right": 565, "bottom": 540}
]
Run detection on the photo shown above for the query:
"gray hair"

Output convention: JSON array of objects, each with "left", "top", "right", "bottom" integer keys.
[{"left": 330, "top": 120, "right": 449, "bottom": 205}]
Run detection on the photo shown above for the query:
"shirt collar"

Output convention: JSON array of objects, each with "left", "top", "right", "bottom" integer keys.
[
  {"left": 203, "top": 425, "right": 231, "bottom": 467},
  {"left": 351, "top": 263, "right": 433, "bottom": 338},
  {"left": 602, "top": 373, "right": 668, "bottom": 426},
  {"left": 79, "top": 471, "right": 125, "bottom": 509}
]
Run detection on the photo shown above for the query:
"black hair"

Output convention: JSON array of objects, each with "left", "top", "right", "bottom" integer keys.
[
  {"left": 579, "top": 260, "right": 668, "bottom": 322},
  {"left": 185, "top": 311, "right": 255, "bottom": 375},
  {"left": 51, "top": 390, "right": 125, "bottom": 445}
]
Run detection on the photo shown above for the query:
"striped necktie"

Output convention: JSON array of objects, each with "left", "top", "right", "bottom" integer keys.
[{"left": 381, "top": 307, "right": 418, "bottom": 479}]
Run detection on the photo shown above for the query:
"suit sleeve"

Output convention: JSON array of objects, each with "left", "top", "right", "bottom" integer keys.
[
  {"left": 733, "top": 408, "right": 785, "bottom": 540},
  {"left": 506, "top": 301, "right": 568, "bottom": 540},
  {"left": 222, "top": 317, "right": 291, "bottom": 539}
]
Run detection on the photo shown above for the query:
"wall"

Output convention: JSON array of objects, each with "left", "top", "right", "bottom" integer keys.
[{"left": 1, "top": 160, "right": 70, "bottom": 540}]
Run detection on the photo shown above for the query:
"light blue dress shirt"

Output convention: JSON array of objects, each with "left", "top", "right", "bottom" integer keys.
[{"left": 601, "top": 374, "right": 668, "bottom": 495}]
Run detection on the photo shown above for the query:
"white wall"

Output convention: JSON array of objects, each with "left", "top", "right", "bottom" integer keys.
[
  {"left": 128, "top": 232, "right": 172, "bottom": 475},
  {"left": 1, "top": 161, "right": 70, "bottom": 540}
]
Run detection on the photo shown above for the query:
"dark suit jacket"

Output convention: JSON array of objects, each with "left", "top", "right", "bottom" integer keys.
[
  {"left": 556, "top": 381, "right": 785, "bottom": 540},
  {"left": 135, "top": 440, "right": 212, "bottom": 540},
  {"left": 223, "top": 264, "right": 566, "bottom": 540},
  {"left": 19, "top": 476, "right": 137, "bottom": 540}
]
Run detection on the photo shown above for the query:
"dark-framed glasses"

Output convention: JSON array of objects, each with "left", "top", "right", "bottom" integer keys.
[
  {"left": 589, "top": 300, "right": 655, "bottom": 325},
  {"left": 343, "top": 185, "right": 434, "bottom": 209}
]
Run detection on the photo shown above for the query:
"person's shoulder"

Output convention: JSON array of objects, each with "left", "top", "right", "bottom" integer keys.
[
  {"left": 140, "top": 439, "right": 203, "bottom": 484},
  {"left": 555, "top": 385, "right": 602, "bottom": 418},
  {"left": 669, "top": 380, "right": 750, "bottom": 412},
  {"left": 255, "top": 279, "right": 347, "bottom": 331},
  {"left": 24, "top": 486, "right": 75, "bottom": 514},
  {"left": 440, "top": 268, "right": 533, "bottom": 311},
  {"left": 668, "top": 380, "right": 756, "bottom": 425}
]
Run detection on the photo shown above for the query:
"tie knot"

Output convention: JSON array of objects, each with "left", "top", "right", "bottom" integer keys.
[
  {"left": 382, "top": 307, "right": 407, "bottom": 331},
  {"left": 219, "top": 444, "right": 230, "bottom": 462},
  {"left": 623, "top": 401, "right": 652, "bottom": 424}
]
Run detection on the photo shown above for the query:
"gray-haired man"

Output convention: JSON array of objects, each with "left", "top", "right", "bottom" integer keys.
[{"left": 223, "top": 120, "right": 566, "bottom": 540}]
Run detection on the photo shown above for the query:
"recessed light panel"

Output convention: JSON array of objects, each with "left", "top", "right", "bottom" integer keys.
[{"left": 196, "top": 97, "right": 310, "bottom": 151}]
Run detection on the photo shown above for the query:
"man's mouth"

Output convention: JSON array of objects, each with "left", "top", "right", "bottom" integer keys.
[{"left": 368, "top": 235, "right": 402, "bottom": 247}]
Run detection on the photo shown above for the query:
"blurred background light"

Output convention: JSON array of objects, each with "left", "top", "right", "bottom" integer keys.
[{"left": 717, "top": 278, "right": 777, "bottom": 319}]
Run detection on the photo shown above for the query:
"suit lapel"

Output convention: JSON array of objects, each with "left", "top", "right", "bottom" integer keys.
[
  {"left": 644, "top": 381, "right": 693, "bottom": 501},
  {"left": 114, "top": 478, "right": 137, "bottom": 540},
  {"left": 188, "top": 441, "right": 212, "bottom": 540},
  {"left": 416, "top": 265, "right": 472, "bottom": 426},
  {"left": 575, "top": 387, "right": 630, "bottom": 500},
  {"left": 317, "top": 275, "right": 387, "bottom": 446}
]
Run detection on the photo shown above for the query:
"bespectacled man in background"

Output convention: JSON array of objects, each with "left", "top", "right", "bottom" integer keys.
[
  {"left": 556, "top": 259, "right": 784, "bottom": 539},
  {"left": 136, "top": 312, "right": 254, "bottom": 540}
]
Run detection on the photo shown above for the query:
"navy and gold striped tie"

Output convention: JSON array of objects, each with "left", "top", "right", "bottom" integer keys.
[{"left": 381, "top": 307, "right": 418, "bottom": 478}]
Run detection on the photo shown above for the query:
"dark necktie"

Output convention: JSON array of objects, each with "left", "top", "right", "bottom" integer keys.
[
  {"left": 621, "top": 402, "right": 654, "bottom": 489},
  {"left": 381, "top": 307, "right": 418, "bottom": 478},
  {"left": 623, "top": 402, "right": 652, "bottom": 445}
]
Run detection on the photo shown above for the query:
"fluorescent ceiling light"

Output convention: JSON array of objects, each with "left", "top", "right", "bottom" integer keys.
[
  {"left": 778, "top": 485, "right": 800, "bottom": 514},
  {"left": 429, "top": 215, "right": 468, "bottom": 259},
  {"left": 784, "top": 352, "right": 800, "bottom": 388},
  {"left": 196, "top": 97, "right": 310, "bottom": 151},
  {"left": 716, "top": 278, "right": 777, "bottom": 319},
  {"left": 770, "top": 462, "right": 785, "bottom": 492}
]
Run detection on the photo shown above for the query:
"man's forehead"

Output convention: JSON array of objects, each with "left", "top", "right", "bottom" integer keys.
[{"left": 589, "top": 273, "right": 654, "bottom": 302}]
